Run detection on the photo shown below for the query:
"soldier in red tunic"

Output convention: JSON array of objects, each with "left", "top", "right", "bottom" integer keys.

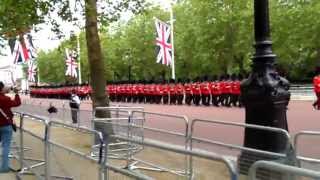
[
  {"left": 230, "top": 74, "right": 239, "bottom": 107},
  {"left": 224, "top": 74, "right": 232, "bottom": 107},
  {"left": 169, "top": 79, "right": 177, "bottom": 105},
  {"left": 176, "top": 79, "right": 184, "bottom": 105},
  {"left": 218, "top": 75, "right": 226, "bottom": 106},
  {"left": 138, "top": 82, "right": 145, "bottom": 103},
  {"left": 313, "top": 68, "right": 320, "bottom": 109},
  {"left": 210, "top": 75, "right": 221, "bottom": 106},
  {"left": 184, "top": 79, "right": 193, "bottom": 105},
  {"left": 192, "top": 78, "right": 201, "bottom": 106},
  {"left": 162, "top": 81, "right": 169, "bottom": 104},
  {"left": 200, "top": 77, "right": 210, "bottom": 106},
  {"left": 132, "top": 81, "right": 139, "bottom": 103}
]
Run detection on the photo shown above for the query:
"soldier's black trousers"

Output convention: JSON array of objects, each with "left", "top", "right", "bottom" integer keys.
[
  {"left": 193, "top": 95, "right": 201, "bottom": 106},
  {"left": 163, "top": 95, "right": 169, "bottom": 104},
  {"left": 201, "top": 94, "right": 210, "bottom": 106},
  {"left": 177, "top": 94, "right": 184, "bottom": 105},
  {"left": 170, "top": 95, "right": 177, "bottom": 104},
  {"left": 185, "top": 94, "right": 192, "bottom": 105},
  {"left": 212, "top": 95, "right": 219, "bottom": 106}
]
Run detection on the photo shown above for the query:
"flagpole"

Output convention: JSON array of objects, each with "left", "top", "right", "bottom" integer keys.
[
  {"left": 37, "top": 63, "right": 40, "bottom": 85},
  {"left": 170, "top": 2, "right": 175, "bottom": 80},
  {"left": 77, "top": 34, "right": 82, "bottom": 84}
]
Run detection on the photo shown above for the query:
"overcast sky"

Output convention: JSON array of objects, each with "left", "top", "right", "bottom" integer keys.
[
  {"left": 0, "top": 0, "right": 172, "bottom": 67},
  {"left": 34, "top": 0, "right": 171, "bottom": 51}
]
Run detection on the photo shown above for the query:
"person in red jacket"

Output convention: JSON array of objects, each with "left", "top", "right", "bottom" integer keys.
[
  {"left": 313, "top": 69, "right": 320, "bottom": 109},
  {"left": 0, "top": 82, "right": 21, "bottom": 172}
]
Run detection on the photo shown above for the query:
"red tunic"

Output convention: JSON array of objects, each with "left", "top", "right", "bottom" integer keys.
[
  {"left": 210, "top": 82, "right": 221, "bottom": 95},
  {"left": 200, "top": 82, "right": 210, "bottom": 95},
  {"left": 169, "top": 85, "right": 176, "bottom": 95},
  {"left": 192, "top": 83, "right": 201, "bottom": 95},
  {"left": 162, "top": 84, "right": 169, "bottom": 95},
  {"left": 175, "top": 84, "right": 184, "bottom": 95},
  {"left": 313, "top": 76, "right": 320, "bottom": 93},
  {"left": 232, "top": 80, "right": 241, "bottom": 95},
  {"left": 184, "top": 83, "right": 192, "bottom": 95},
  {"left": 225, "top": 81, "right": 232, "bottom": 94}
]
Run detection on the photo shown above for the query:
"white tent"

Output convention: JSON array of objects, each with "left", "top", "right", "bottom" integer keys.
[{"left": 0, "top": 47, "right": 23, "bottom": 86}]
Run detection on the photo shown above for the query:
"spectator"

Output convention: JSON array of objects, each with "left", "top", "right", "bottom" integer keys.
[
  {"left": 0, "top": 82, "right": 21, "bottom": 173},
  {"left": 69, "top": 90, "right": 80, "bottom": 124}
]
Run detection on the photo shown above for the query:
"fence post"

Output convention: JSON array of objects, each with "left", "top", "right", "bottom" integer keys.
[
  {"left": 44, "top": 120, "right": 51, "bottom": 180},
  {"left": 19, "top": 113, "right": 24, "bottom": 170}
]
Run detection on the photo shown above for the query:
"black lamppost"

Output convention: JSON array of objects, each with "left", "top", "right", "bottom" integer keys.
[{"left": 238, "top": 0, "right": 291, "bottom": 176}]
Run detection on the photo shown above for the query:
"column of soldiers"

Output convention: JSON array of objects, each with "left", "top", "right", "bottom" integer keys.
[
  {"left": 107, "top": 74, "right": 243, "bottom": 107},
  {"left": 29, "top": 74, "right": 243, "bottom": 107}
]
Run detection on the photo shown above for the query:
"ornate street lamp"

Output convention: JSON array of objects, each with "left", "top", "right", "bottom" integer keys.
[{"left": 238, "top": 0, "right": 291, "bottom": 177}]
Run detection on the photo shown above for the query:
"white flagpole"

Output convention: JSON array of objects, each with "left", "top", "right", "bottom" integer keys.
[
  {"left": 170, "top": 2, "right": 175, "bottom": 80},
  {"left": 77, "top": 34, "right": 82, "bottom": 84},
  {"left": 37, "top": 63, "right": 40, "bottom": 85}
]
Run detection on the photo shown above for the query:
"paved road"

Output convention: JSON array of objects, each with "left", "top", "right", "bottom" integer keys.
[{"left": 17, "top": 96, "right": 320, "bottom": 169}]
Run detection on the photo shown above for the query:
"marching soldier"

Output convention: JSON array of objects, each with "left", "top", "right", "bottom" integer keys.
[
  {"left": 176, "top": 79, "right": 184, "bottom": 105},
  {"left": 219, "top": 75, "right": 227, "bottom": 106},
  {"left": 169, "top": 79, "right": 177, "bottom": 105},
  {"left": 200, "top": 76, "right": 210, "bottom": 106},
  {"left": 162, "top": 81, "right": 169, "bottom": 104},
  {"left": 184, "top": 79, "right": 193, "bottom": 105},
  {"left": 192, "top": 78, "right": 201, "bottom": 106},
  {"left": 313, "top": 68, "right": 320, "bottom": 109},
  {"left": 210, "top": 75, "right": 221, "bottom": 106}
]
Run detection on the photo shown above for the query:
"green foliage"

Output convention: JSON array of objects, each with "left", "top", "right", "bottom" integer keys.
[{"left": 14, "top": 0, "right": 320, "bottom": 82}]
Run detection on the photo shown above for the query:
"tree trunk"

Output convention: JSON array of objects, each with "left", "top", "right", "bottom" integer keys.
[{"left": 85, "top": 0, "right": 114, "bottom": 143}]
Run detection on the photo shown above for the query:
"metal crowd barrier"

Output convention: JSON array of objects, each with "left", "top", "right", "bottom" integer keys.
[
  {"left": 113, "top": 135, "right": 238, "bottom": 180},
  {"left": 14, "top": 112, "right": 73, "bottom": 180},
  {"left": 13, "top": 110, "right": 151, "bottom": 180},
  {"left": 294, "top": 131, "right": 320, "bottom": 166},
  {"left": 190, "top": 119, "right": 295, "bottom": 179},
  {"left": 131, "top": 110, "right": 190, "bottom": 177},
  {"left": 91, "top": 107, "right": 144, "bottom": 163},
  {"left": 248, "top": 160, "right": 320, "bottom": 180},
  {"left": 92, "top": 107, "right": 191, "bottom": 179}
]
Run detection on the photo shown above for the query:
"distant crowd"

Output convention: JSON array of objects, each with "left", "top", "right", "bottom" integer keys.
[{"left": 30, "top": 74, "right": 243, "bottom": 107}]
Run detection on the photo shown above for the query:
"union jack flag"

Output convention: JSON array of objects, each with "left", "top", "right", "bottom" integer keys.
[
  {"left": 155, "top": 18, "right": 172, "bottom": 66},
  {"left": 27, "top": 60, "right": 37, "bottom": 82},
  {"left": 9, "top": 38, "right": 30, "bottom": 64},
  {"left": 65, "top": 48, "right": 78, "bottom": 78},
  {"left": 8, "top": 34, "right": 37, "bottom": 64},
  {"left": 24, "top": 34, "right": 37, "bottom": 59}
]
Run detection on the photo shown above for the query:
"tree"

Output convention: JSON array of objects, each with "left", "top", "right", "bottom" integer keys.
[{"left": 0, "top": 0, "right": 147, "bottom": 142}]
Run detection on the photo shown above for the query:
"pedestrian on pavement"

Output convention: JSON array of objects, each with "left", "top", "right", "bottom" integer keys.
[
  {"left": 69, "top": 90, "right": 80, "bottom": 124},
  {"left": 0, "top": 82, "right": 21, "bottom": 173},
  {"left": 313, "top": 68, "right": 320, "bottom": 109}
]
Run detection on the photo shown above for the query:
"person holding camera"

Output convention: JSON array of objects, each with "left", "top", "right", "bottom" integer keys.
[
  {"left": 69, "top": 90, "right": 80, "bottom": 124},
  {"left": 0, "top": 82, "right": 21, "bottom": 173}
]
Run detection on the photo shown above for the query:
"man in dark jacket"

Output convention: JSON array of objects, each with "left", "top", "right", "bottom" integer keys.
[{"left": 0, "top": 81, "right": 21, "bottom": 173}]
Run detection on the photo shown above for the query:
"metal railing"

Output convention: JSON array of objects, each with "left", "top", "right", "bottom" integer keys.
[
  {"left": 248, "top": 160, "right": 320, "bottom": 180},
  {"left": 294, "top": 131, "right": 320, "bottom": 164},
  {"left": 190, "top": 119, "right": 295, "bottom": 179},
  {"left": 13, "top": 110, "right": 152, "bottom": 180},
  {"left": 113, "top": 135, "right": 238, "bottom": 180}
]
